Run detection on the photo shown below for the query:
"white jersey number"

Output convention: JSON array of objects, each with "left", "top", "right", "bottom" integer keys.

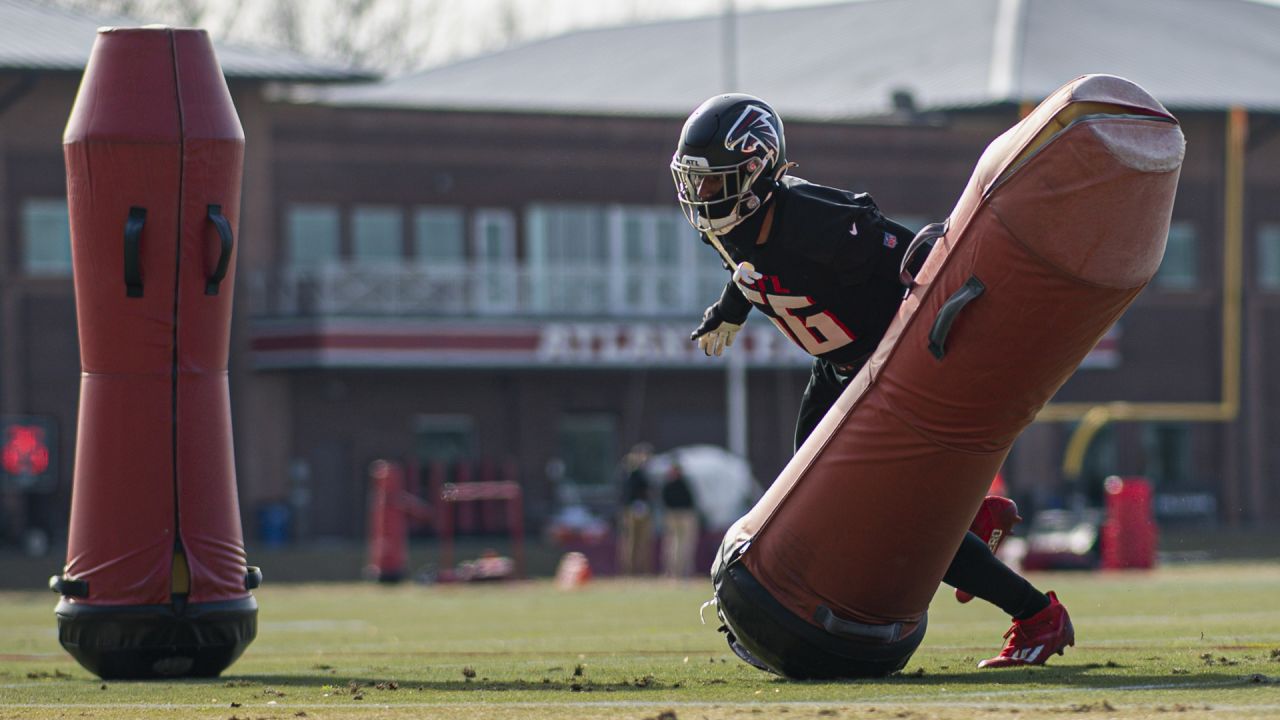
[{"left": 738, "top": 282, "right": 855, "bottom": 356}]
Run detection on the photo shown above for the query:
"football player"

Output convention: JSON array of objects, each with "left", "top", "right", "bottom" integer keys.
[{"left": 671, "top": 93, "right": 1073, "bottom": 669}]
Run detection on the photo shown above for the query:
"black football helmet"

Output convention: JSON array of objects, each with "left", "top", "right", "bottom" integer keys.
[{"left": 671, "top": 93, "right": 788, "bottom": 237}]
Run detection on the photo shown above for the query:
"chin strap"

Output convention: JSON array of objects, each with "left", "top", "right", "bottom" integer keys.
[
  {"left": 705, "top": 160, "right": 798, "bottom": 256},
  {"left": 754, "top": 160, "right": 798, "bottom": 204},
  {"left": 743, "top": 160, "right": 798, "bottom": 223},
  {"left": 703, "top": 230, "right": 738, "bottom": 269}
]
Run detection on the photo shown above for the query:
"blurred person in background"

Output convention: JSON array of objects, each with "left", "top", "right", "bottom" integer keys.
[
  {"left": 616, "top": 443, "right": 655, "bottom": 575},
  {"left": 660, "top": 460, "right": 699, "bottom": 579}
]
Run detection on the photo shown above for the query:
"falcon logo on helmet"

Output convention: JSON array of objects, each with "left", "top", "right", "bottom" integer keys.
[{"left": 725, "top": 105, "right": 780, "bottom": 158}]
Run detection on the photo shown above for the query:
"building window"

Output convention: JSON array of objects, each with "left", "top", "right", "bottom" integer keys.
[
  {"left": 527, "top": 204, "right": 713, "bottom": 315},
  {"left": 472, "top": 208, "right": 517, "bottom": 313},
  {"left": 526, "top": 204, "right": 609, "bottom": 313},
  {"left": 1258, "top": 223, "right": 1280, "bottom": 290},
  {"left": 474, "top": 209, "right": 516, "bottom": 263},
  {"left": 22, "top": 199, "right": 71, "bottom": 276},
  {"left": 1142, "top": 423, "right": 1191, "bottom": 490},
  {"left": 414, "top": 207, "right": 465, "bottom": 264},
  {"left": 1153, "top": 221, "right": 1197, "bottom": 289},
  {"left": 414, "top": 414, "right": 475, "bottom": 468},
  {"left": 558, "top": 413, "right": 618, "bottom": 486},
  {"left": 611, "top": 207, "right": 701, "bottom": 315},
  {"left": 351, "top": 205, "right": 403, "bottom": 263},
  {"left": 286, "top": 204, "right": 340, "bottom": 268},
  {"left": 1078, "top": 423, "right": 1117, "bottom": 506},
  {"left": 530, "top": 205, "right": 607, "bottom": 264}
]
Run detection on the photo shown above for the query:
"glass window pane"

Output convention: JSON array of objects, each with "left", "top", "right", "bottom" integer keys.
[
  {"left": 472, "top": 209, "right": 516, "bottom": 312},
  {"left": 654, "top": 214, "right": 683, "bottom": 264},
  {"left": 486, "top": 226, "right": 504, "bottom": 256},
  {"left": 22, "top": 199, "right": 71, "bottom": 276},
  {"left": 1154, "top": 221, "right": 1197, "bottom": 289},
  {"left": 600, "top": 206, "right": 706, "bottom": 315},
  {"left": 352, "top": 206, "right": 403, "bottom": 261},
  {"left": 1258, "top": 223, "right": 1280, "bottom": 290},
  {"left": 696, "top": 231, "right": 729, "bottom": 300},
  {"left": 286, "top": 204, "right": 340, "bottom": 268},
  {"left": 414, "top": 415, "right": 475, "bottom": 466},
  {"left": 558, "top": 414, "right": 618, "bottom": 486},
  {"left": 623, "top": 217, "right": 647, "bottom": 261},
  {"left": 414, "top": 208, "right": 464, "bottom": 263},
  {"left": 1142, "top": 422, "right": 1191, "bottom": 489},
  {"left": 476, "top": 211, "right": 514, "bottom": 262},
  {"left": 526, "top": 205, "right": 616, "bottom": 313},
  {"left": 526, "top": 205, "right": 605, "bottom": 263}
]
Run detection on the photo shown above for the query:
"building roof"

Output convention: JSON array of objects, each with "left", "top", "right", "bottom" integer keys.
[
  {"left": 322, "top": 0, "right": 1280, "bottom": 119},
  {"left": 0, "top": 0, "right": 375, "bottom": 83}
]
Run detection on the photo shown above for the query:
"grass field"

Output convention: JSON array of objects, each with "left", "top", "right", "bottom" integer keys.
[{"left": 1, "top": 563, "right": 1278, "bottom": 719}]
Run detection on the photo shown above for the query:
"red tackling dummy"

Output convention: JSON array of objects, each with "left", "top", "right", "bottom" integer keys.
[
  {"left": 711, "top": 75, "right": 1184, "bottom": 678},
  {"left": 52, "top": 27, "right": 259, "bottom": 679}
]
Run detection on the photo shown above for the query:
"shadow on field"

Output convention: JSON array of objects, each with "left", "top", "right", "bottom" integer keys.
[
  {"left": 800, "top": 663, "right": 1260, "bottom": 689},
  {"left": 215, "top": 663, "right": 1258, "bottom": 694},
  {"left": 218, "top": 674, "right": 685, "bottom": 694}
]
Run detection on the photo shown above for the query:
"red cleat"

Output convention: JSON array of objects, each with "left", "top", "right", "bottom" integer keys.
[
  {"left": 978, "top": 591, "right": 1075, "bottom": 668},
  {"left": 956, "top": 495, "right": 1022, "bottom": 603}
]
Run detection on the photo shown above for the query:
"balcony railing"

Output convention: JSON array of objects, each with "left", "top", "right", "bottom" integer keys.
[{"left": 245, "top": 262, "right": 729, "bottom": 318}]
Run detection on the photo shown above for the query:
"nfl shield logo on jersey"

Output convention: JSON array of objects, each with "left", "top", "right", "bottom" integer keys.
[{"left": 883, "top": 231, "right": 898, "bottom": 249}]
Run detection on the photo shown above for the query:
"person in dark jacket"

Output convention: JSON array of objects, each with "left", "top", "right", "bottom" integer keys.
[
  {"left": 659, "top": 461, "right": 699, "bottom": 579},
  {"left": 616, "top": 443, "right": 655, "bottom": 575}
]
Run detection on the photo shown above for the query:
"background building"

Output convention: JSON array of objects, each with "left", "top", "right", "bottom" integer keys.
[{"left": 1, "top": 0, "right": 1279, "bottom": 551}]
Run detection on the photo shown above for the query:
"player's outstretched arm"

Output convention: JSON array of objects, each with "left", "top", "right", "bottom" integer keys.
[{"left": 690, "top": 281, "right": 752, "bottom": 356}]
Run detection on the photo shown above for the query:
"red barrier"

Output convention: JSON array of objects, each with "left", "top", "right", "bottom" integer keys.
[
  {"left": 365, "top": 459, "right": 524, "bottom": 582},
  {"left": 365, "top": 460, "right": 432, "bottom": 582},
  {"left": 437, "top": 479, "right": 525, "bottom": 581},
  {"left": 1101, "top": 476, "right": 1158, "bottom": 570},
  {"left": 51, "top": 27, "right": 258, "bottom": 679},
  {"left": 454, "top": 462, "right": 477, "bottom": 534}
]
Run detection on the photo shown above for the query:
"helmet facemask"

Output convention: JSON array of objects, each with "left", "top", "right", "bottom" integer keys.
[{"left": 670, "top": 152, "right": 771, "bottom": 236}]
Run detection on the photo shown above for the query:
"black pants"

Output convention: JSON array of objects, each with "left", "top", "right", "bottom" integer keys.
[
  {"left": 792, "top": 358, "right": 1047, "bottom": 619},
  {"left": 794, "top": 358, "right": 862, "bottom": 454}
]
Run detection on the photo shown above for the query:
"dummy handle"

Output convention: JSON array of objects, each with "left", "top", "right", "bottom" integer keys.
[
  {"left": 814, "top": 605, "right": 903, "bottom": 642},
  {"left": 245, "top": 566, "right": 263, "bottom": 591},
  {"left": 49, "top": 574, "right": 89, "bottom": 598},
  {"left": 124, "top": 206, "right": 146, "bottom": 298},
  {"left": 929, "top": 275, "right": 985, "bottom": 360},
  {"left": 205, "top": 205, "right": 234, "bottom": 296},
  {"left": 899, "top": 219, "right": 946, "bottom": 287}
]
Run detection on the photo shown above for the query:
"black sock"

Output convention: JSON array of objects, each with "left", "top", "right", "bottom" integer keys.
[{"left": 943, "top": 531, "right": 1051, "bottom": 619}]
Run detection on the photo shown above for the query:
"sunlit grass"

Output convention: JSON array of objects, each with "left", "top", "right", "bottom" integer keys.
[{"left": 1, "top": 563, "right": 1278, "bottom": 719}]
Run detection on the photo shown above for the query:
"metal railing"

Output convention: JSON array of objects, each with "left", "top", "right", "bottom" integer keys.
[{"left": 244, "top": 262, "right": 729, "bottom": 318}]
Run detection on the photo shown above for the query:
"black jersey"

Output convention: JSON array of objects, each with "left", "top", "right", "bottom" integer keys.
[{"left": 719, "top": 177, "right": 915, "bottom": 366}]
